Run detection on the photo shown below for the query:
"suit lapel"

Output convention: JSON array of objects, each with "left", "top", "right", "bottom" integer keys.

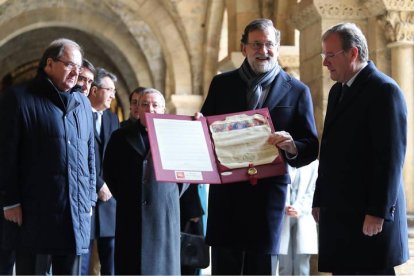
[
  {"left": 125, "top": 123, "right": 146, "bottom": 157},
  {"left": 101, "top": 111, "right": 111, "bottom": 144},
  {"left": 324, "top": 62, "right": 375, "bottom": 130},
  {"left": 263, "top": 71, "right": 292, "bottom": 110},
  {"left": 324, "top": 83, "right": 342, "bottom": 128}
]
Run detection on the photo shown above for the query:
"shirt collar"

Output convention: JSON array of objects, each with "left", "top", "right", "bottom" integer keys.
[
  {"left": 91, "top": 107, "right": 103, "bottom": 115},
  {"left": 345, "top": 61, "right": 368, "bottom": 87}
]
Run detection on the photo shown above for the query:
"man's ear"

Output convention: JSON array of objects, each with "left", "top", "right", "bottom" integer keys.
[
  {"left": 90, "top": 86, "right": 98, "bottom": 96},
  {"left": 44, "top": 58, "right": 54, "bottom": 74},
  {"left": 351, "top": 47, "right": 359, "bottom": 61},
  {"left": 241, "top": 43, "right": 247, "bottom": 57}
]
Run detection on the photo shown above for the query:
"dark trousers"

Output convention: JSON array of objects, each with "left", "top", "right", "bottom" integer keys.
[
  {"left": 332, "top": 267, "right": 396, "bottom": 275},
  {"left": 0, "top": 248, "right": 15, "bottom": 275},
  {"left": 80, "top": 240, "right": 94, "bottom": 276},
  {"left": 97, "top": 237, "right": 115, "bottom": 275},
  {"left": 81, "top": 237, "right": 115, "bottom": 276},
  {"left": 211, "top": 246, "right": 278, "bottom": 275},
  {"left": 16, "top": 251, "right": 80, "bottom": 275}
]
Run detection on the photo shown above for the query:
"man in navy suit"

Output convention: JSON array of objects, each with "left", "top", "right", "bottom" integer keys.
[
  {"left": 312, "top": 23, "right": 409, "bottom": 275},
  {"left": 200, "top": 18, "right": 319, "bottom": 275},
  {"left": 83, "top": 67, "right": 119, "bottom": 275}
]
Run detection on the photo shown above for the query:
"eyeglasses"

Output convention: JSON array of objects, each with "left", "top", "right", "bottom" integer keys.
[
  {"left": 78, "top": 75, "right": 94, "bottom": 85},
  {"left": 140, "top": 101, "right": 164, "bottom": 109},
  {"left": 246, "top": 41, "right": 276, "bottom": 50},
  {"left": 98, "top": 86, "right": 116, "bottom": 94},
  {"left": 53, "top": 58, "right": 82, "bottom": 71},
  {"left": 320, "top": 50, "right": 344, "bottom": 60}
]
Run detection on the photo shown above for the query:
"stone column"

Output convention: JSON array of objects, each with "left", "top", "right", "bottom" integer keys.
[
  {"left": 380, "top": 10, "right": 414, "bottom": 214},
  {"left": 167, "top": 94, "right": 204, "bottom": 115}
]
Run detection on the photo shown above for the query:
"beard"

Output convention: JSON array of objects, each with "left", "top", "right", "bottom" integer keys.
[{"left": 248, "top": 55, "right": 277, "bottom": 74}]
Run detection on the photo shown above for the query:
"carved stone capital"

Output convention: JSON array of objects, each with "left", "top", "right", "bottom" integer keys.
[
  {"left": 289, "top": 0, "right": 368, "bottom": 31},
  {"left": 379, "top": 10, "right": 414, "bottom": 43},
  {"left": 382, "top": 0, "right": 414, "bottom": 10}
]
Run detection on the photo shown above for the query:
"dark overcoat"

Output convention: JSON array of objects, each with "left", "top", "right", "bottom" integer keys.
[
  {"left": 0, "top": 71, "right": 96, "bottom": 255},
  {"left": 201, "top": 68, "right": 319, "bottom": 254},
  {"left": 313, "top": 61, "right": 409, "bottom": 271},
  {"left": 103, "top": 122, "right": 181, "bottom": 275}
]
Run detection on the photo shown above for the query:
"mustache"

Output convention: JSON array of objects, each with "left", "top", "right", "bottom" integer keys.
[{"left": 254, "top": 55, "right": 271, "bottom": 59}]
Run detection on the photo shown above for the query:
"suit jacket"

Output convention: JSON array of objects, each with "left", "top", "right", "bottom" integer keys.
[
  {"left": 92, "top": 109, "right": 119, "bottom": 238},
  {"left": 103, "top": 122, "right": 181, "bottom": 275},
  {"left": 201, "top": 67, "right": 319, "bottom": 254},
  {"left": 313, "top": 61, "right": 409, "bottom": 271}
]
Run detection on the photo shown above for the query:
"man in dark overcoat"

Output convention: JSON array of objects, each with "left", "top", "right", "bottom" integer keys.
[
  {"left": 200, "top": 19, "right": 319, "bottom": 275},
  {"left": 104, "top": 88, "right": 182, "bottom": 275},
  {"left": 313, "top": 22, "right": 409, "bottom": 274}
]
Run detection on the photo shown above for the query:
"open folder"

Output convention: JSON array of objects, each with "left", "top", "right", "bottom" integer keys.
[{"left": 145, "top": 108, "right": 286, "bottom": 184}]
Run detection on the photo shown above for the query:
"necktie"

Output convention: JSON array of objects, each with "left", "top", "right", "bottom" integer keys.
[
  {"left": 338, "top": 84, "right": 349, "bottom": 103},
  {"left": 94, "top": 112, "right": 102, "bottom": 136}
]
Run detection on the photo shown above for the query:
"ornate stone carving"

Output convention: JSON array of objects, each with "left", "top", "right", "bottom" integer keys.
[
  {"left": 379, "top": 10, "right": 414, "bottom": 43},
  {"left": 316, "top": 1, "right": 367, "bottom": 19},
  {"left": 289, "top": 0, "right": 367, "bottom": 30},
  {"left": 383, "top": 0, "right": 414, "bottom": 10}
]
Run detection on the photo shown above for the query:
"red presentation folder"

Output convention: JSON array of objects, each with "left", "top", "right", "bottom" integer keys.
[{"left": 145, "top": 108, "right": 286, "bottom": 184}]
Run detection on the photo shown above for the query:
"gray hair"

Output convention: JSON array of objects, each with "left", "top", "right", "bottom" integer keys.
[
  {"left": 240, "top": 18, "right": 280, "bottom": 47},
  {"left": 139, "top": 88, "right": 165, "bottom": 107},
  {"left": 92, "top": 67, "right": 117, "bottom": 87},
  {"left": 38, "top": 38, "right": 83, "bottom": 71},
  {"left": 322, "top": 22, "right": 368, "bottom": 62}
]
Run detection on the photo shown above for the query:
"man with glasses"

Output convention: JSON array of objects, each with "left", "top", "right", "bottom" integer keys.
[
  {"left": 199, "top": 19, "right": 318, "bottom": 275},
  {"left": 0, "top": 38, "right": 96, "bottom": 275},
  {"left": 104, "top": 88, "right": 183, "bottom": 275},
  {"left": 77, "top": 59, "right": 96, "bottom": 96},
  {"left": 313, "top": 22, "right": 409, "bottom": 275},
  {"left": 83, "top": 67, "right": 119, "bottom": 276}
]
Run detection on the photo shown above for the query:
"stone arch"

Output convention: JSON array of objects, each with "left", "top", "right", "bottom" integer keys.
[
  {"left": 105, "top": 0, "right": 193, "bottom": 100},
  {"left": 0, "top": 0, "right": 193, "bottom": 116}
]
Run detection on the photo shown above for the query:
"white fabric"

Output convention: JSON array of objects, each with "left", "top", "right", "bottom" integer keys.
[{"left": 279, "top": 160, "right": 319, "bottom": 255}]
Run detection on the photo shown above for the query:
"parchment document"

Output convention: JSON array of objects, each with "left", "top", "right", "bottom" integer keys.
[
  {"left": 153, "top": 118, "right": 213, "bottom": 171},
  {"left": 209, "top": 113, "right": 278, "bottom": 169}
]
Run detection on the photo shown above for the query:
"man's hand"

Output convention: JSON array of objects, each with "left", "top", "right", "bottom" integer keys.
[
  {"left": 268, "top": 131, "right": 297, "bottom": 156},
  {"left": 4, "top": 206, "right": 23, "bottom": 226},
  {"left": 285, "top": 205, "right": 300, "bottom": 217},
  {"left": 312, "top": 207, "right": 320, "bottom": 223},
  {"left": 190, "top": 217, "right": 201, "bottom": 223},
  {"left": 98, "top": 183, "right": 113, "bottom": 202},
  {"left": 194, "top": 112, "right": 203, "bottom": 120},
  {"left": 363, "top": 214, "right": 384, "bottom": 236}
]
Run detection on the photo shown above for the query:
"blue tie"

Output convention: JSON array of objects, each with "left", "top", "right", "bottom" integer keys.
[{"left": 93, "top": 112, "right": 102, "bottom": 136}]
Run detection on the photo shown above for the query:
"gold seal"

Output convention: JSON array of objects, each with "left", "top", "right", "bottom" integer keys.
[{"left": 247, "top": 167, "right": 257, "bottom": 176}]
